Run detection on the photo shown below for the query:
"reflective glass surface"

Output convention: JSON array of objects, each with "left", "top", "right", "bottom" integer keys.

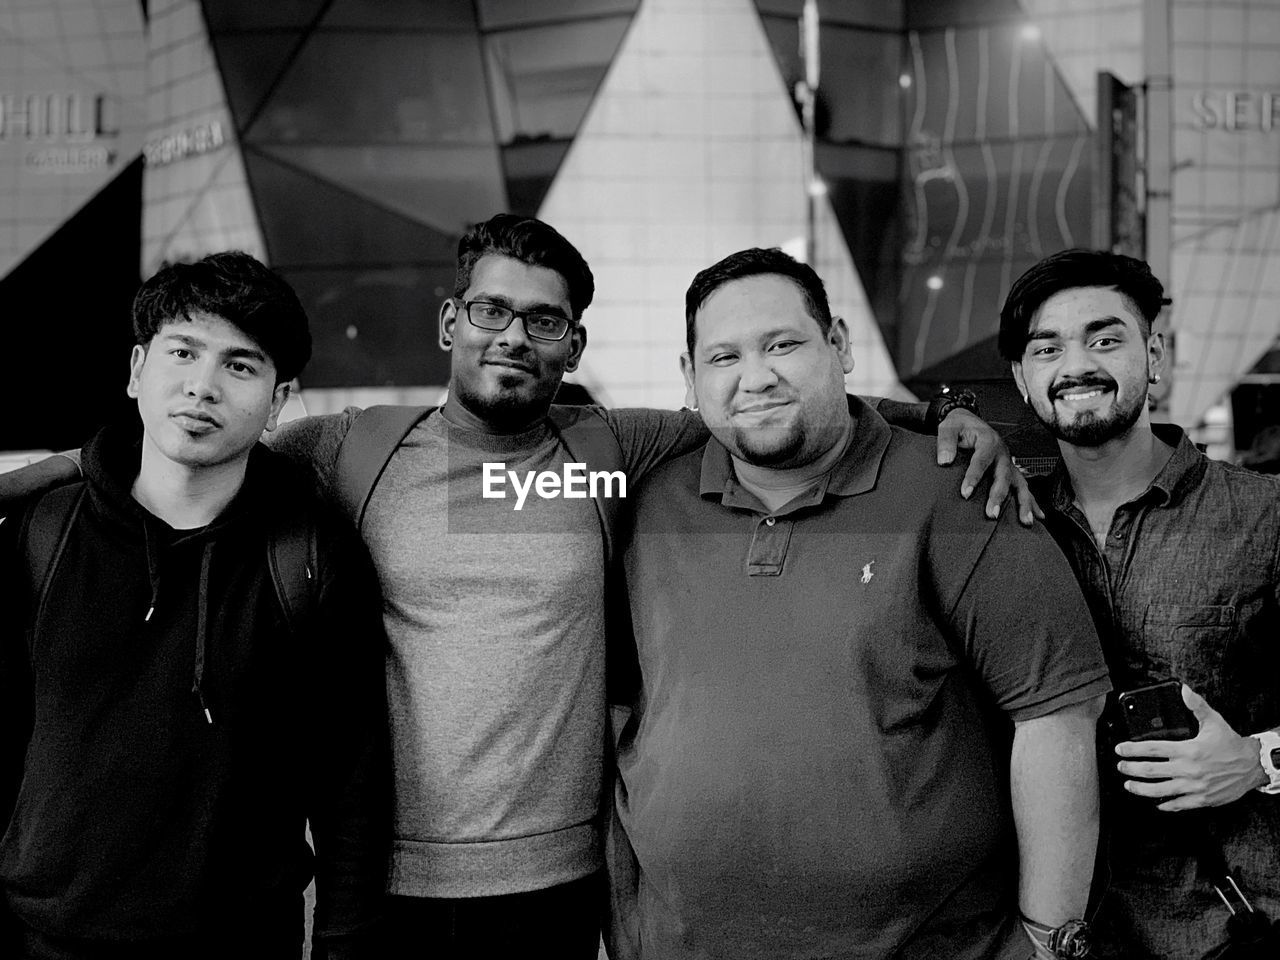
[
  {"left": 247, "top": 34, "right": 493, "bottom": 144},
  {"left": 203, "top": 1, "right": 328, "bottom": 31},
  {"left": 484, "top": 18, "right": 631, "bottom": 143},
  {"left": 477, "top": 0, "right": 639, "bottom": 31},
  {"left": 286, "top": 267, "right": 453, "bottom": 388}
]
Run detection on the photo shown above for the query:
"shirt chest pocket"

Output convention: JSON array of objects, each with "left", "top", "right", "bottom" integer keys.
[{"left": 1137, "top": 603, "right": 1237, "bottom": 693}]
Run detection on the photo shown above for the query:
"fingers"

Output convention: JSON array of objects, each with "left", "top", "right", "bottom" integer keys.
[
  {"left": 961, "top": 438, "right": 994, "bottom": 502},
  {"left": 936, "top": 418, "right": 960, "bottom": 466},
  {"left": 1010, "top": 470, "right": 1043, "bottom": 526},
  {"left": 1116, "top": 759, "right": 1180, "bottom": 780},
  {"left": 1181, "top": 684, "right": 1213, "bottom": 720},
  {"left": 1115, "top": 739, "right": 1181, "bottom": 759},
  {"left": 1122, "top": 775, "right": 1185, "bottom": 800}
]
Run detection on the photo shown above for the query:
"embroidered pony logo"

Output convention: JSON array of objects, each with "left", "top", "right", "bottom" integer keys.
[{"left": 860, "top": 561, "right": 876, "bottom": 584}]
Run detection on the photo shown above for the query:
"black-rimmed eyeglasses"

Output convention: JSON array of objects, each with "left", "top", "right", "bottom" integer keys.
[{"left": 457, "top": 299, "right": 574, "bottom": 342}]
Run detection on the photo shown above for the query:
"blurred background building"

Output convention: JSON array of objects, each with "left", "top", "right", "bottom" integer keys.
[{"left": 3, "top": 0, "right": 1279, "bottom": 462}]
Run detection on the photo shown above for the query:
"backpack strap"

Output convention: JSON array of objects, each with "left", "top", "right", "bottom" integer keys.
[
  {"left": 22, "top": 483, "right": 87, "bottom": 632},
  {"left": 332, "top": 405, "right": 435, "bottom": 529},
  {"left": 547, "top": 404, "right": 626, "bottom": 567},
  {"left": 268, "top": 500, "right": 319, "bottom": 637}
]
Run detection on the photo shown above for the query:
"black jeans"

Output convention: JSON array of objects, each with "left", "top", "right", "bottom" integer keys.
[{"left": 384, "top": 871, "right": 604, "bottom": 959}]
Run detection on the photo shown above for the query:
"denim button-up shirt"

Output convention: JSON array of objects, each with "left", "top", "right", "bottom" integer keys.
[{"left": 1035, "top": 424, "right": 1280, "bottom": 956}]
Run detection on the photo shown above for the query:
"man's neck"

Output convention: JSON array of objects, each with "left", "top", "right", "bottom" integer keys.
[
  {"left": 733, "top": 417, "right": 853, "bottom": 513},
  {"left": 1058, "top": 419, "right": 1175, "bottom": 546},
  {"left": 441, "top": 396, "right": 546, "bottom": 435},
  {"left": 132, "top": 444, "right": 249, "bottom": 529}
]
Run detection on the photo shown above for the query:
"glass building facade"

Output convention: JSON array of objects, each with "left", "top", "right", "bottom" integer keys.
[{"left": 4, "top": 0, "right": 1280, "bottom": 453}]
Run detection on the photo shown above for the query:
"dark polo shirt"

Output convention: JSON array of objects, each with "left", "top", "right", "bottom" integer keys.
[{"left": 615, "top": 398, "right": 1110, "bottom": 960}]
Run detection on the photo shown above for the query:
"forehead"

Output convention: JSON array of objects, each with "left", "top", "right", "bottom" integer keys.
[
  {"left": 152, "top": 311, "right": 260, "bottom": 350},
  {"left": 465, "top": 253, "right": 571, "bottom": 311},
  {"left": 695, "top": 274, "right": 819, "bottom": 343},
  {"left": 1029, "top": 286, "right": 1145, "bottom": 335}
]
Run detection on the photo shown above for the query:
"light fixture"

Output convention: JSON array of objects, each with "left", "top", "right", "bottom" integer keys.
[{"left": 926, "top": 275, "right": 943, "bottom": 291}]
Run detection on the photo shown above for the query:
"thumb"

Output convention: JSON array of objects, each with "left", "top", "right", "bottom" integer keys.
[{"left": 1182, "top": 684, "right": 1215, "bottom": 723}]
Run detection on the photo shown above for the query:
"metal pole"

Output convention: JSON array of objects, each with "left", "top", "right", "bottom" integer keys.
[{"left": 800, "top": 0, "right": 819, "bottom": 264}]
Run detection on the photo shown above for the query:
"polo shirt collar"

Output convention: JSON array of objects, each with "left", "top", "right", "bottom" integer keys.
[
  {"left": 698, "top": 394, "right": 892, "bottom": 507},
  {"left": 1047, "top": 422, "right": 1206, "bottom": 512}
]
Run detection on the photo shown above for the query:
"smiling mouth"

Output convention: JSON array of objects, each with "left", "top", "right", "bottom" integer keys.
[{"left": 1054, "top": 387, "right": 1111, "bottom": 403}]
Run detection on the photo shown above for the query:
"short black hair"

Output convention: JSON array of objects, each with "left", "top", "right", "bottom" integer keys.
[
  {"left": 455, "top": 213, "right": 595, "bottom": 321},
  {"left": 998, "top": 249, "right": 1169, "bottom": 361},
  {"left": 132, "top": 251, "right": 311, "bottom": 383},
  {"left": 685, "top": 247, "right": 832, "bottom": 357}
]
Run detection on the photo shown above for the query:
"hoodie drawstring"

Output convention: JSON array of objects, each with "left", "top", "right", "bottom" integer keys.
[
  {"left": 141, "top": 524, "right": 161, "bottom": 623},
  {"left": 192, "top": 543, "right": 214, "bottom": 725}
]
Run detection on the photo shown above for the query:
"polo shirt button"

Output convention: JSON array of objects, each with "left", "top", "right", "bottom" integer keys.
[{"left": 765, "top": 517, "right": 777, "bottom": 526}]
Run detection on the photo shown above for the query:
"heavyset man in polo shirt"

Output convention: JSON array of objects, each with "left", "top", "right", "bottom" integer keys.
[
  {"left": 999, "top": 249, "right": 1280, "bottom": 958},
  {"left": 610, "top": 247, "right": 1112, "bottom": 960}
]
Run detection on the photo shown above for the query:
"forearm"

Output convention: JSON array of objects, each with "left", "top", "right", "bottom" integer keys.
[
  {"left": 870, "top": 397, "right": 930, "bottom": 432},
  {"left": 1010, "top": 698, "right": 1104, "bottom": 926},
  {"left": 0, "top": 452, "right": 80, "bottom": 518}
]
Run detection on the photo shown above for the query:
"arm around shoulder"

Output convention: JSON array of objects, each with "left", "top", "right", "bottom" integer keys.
[{"left": 0, "top": 452, "right": 80, "bottom": 519}]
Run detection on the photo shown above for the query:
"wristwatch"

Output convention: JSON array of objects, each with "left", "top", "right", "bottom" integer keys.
[
  {"left": 925, "top": 386, "right": 978, "bottom": 432},
  {"left": 1250, "top": 730, "right": 1280, "bottom": 794},
  {"left": 1022, "top": 916, "right": 1092, "bottom": 959}
]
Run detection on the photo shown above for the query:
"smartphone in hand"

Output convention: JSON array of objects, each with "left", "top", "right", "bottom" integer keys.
[{"left": 1117, "top": 679, "right": 1198, "bottom": 743}]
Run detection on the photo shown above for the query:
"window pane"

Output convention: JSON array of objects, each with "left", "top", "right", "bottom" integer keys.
[
  {"left": 484, "top": 18, "right": 630, "bottom": 143},
  {"left": 248, "top": 34, "right": 493, "bottom": 144},
  {"left": 287, "top": 267, "right": 454, "bottom": 388},
  {"left": 477, "top": 0, "right": 639, "bottom": 31},
  {"left": 202, "top": 0, "right": 327, "bottom": 31},
  {"left": 820, "top": 26, "right": 902, "bottom": 145},
  {"left": 322, "top": 0, "right": 476, "bottom": 29}
]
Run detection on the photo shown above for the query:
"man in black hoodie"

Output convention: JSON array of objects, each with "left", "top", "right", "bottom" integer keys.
[{"left": 0, "top": 253, "right": 390, "bottom": 960}]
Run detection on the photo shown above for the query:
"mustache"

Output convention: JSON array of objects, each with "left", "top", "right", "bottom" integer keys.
[{"left": 1049, "top": 376, "right": 1116, "bottom": 400}]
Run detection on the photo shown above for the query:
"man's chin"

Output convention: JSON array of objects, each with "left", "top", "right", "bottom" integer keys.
[
  {"left": 460, "top": 383, "right": 555, "bottom": 421},
  {"left": 1040, "top": 407, "right": 1139, "bottom": 448},
  {"left": 725, "top": 427, "right": 805, "bottom": 467}
]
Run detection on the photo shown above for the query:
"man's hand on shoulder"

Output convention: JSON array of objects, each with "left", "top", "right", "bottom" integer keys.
[
  {"left": 1115, "top": 685, "right": 1268, "bottom": 811},
  {"left": 936, "top": 408, "right": 1042, "bottom": 527}
]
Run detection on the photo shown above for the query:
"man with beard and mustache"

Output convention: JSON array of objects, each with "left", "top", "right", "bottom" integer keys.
[
  {"left": 609, "top": 247, "right": 1111, "bottom": 960},
  {"left": 999, "top": 249, "right": 1280, "bottom": 958}
]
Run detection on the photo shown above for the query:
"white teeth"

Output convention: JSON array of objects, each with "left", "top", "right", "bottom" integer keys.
[{"left": 1058, "top": 389, "right": 1104, "bottom": 401}]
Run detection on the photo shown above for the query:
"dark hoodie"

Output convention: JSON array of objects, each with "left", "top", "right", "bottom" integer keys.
[{"left": 0, "top": 422, "right": 390, "bottom": 955}]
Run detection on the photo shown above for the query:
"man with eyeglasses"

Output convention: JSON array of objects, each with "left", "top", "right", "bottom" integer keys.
[{"left": 0, "top": 213, "right": 1038, "bottom": 957}]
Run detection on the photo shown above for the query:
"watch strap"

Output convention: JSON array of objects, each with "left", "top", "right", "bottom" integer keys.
[
  {"left": 924, "top": 388, "right": 978, "bottom": 432},
  {"left": 1250, "top": 730, "right": 1280, "bottom": 794}
]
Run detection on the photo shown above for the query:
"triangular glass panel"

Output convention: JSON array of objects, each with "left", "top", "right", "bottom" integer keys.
[
  {"left": 240, "top": 146, "right": 459, "bottom": 267},
  {"left": 256, "top": 143, "right": 507, "bottom": 240},
  {"left": 202, "top": 0, "right": 328, "bottom": 31},
  {"left": 321, "top": 0, "right": 478, "bottom": 29},
  {"left": 208, "top": 33, "right": 305, "bottom": 135},
  {"left": 501, "top": 140, "right": 571, "bottom": 217}
]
